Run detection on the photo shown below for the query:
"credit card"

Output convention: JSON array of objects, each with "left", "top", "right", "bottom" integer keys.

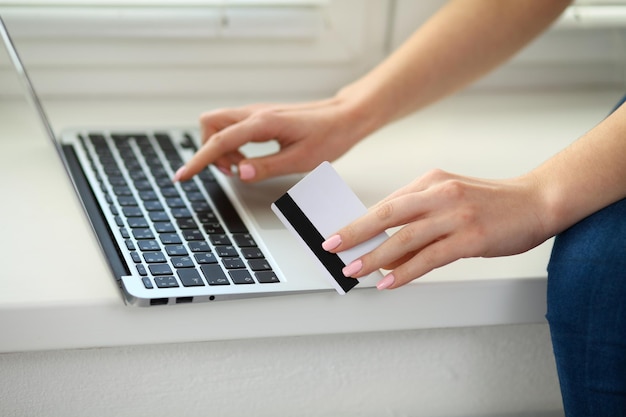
[{"left": 271, "top": 161, "right": 388, "bottom": 294}]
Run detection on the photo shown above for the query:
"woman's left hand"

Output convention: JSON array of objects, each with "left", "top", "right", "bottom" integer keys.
[{"left": 322, "top": 168, "right": 551, "bottom": 290}]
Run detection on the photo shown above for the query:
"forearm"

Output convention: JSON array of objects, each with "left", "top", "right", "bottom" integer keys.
[
  {"left": 338, "top": 0, "right": 571, "bottom": 135},
  {"left": 532, "top": 103, "right": 626, "bottom": 236}
]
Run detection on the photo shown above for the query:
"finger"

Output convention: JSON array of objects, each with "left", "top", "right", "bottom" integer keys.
[
  {"left": 213, "top": 151, "right": 246, "bottom": 176},
  {"left": 347, "top": 215, "right": 451, "bottom": 278},
  {"left": 381, "top": 251, "right": 416, "bottom": 270},
  {"left": 371, "top": 169, "right": 458, "bottom": 209},
  {"left": 381, "top": 235, "right": 469, "bottom": 289},
  {"left": 199, "top": 108, "right": 252, "bottom": 144},
  {"left": 327, "top": 192, "right": 432, "bottom": 254},
  {"left": 235, "top": 145, "right": 320, "bottom": 182},
  {"left": 179, "top": 114, "right": 282, "bottom": 181}
]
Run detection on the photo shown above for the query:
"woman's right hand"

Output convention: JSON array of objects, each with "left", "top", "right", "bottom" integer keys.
[{"left": 173, "top": 93, "right": 375, "bottom": 183}]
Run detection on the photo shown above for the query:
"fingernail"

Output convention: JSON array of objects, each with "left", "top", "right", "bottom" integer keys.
[
  {"left": 342, "top": 259, "right": 362, "bottom": 277},
  {"left": 239, "top": 163, "right": 256, "bottom": 181},
  {"left": 172, "top": 166, "right": 187, "bottom": 183},
  {"left": 322, "top": 234, "right": 342, "bottom": 251},
  {"left": 217, "top": 166, "right": 232, "bottom": 176},
  {"left": 376, "top": 273, "right": 395, "bottom": 290}
]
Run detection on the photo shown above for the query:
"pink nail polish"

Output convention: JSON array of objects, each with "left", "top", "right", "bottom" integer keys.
[
  {"left": 172, "top": 166, "right": 187, "bottom": 183},
  {"left": 322, "top": 234, "right": 341, "bottom": 251},
  {"left": 217, "top": 166, "right": 232, "bottom": 176},
  {"left": 376, "top": 273, "right": 395, "bottom": 290},
  {"left": 342, "top": 259, "right": 362, "bottom": 277},
  {"left": 239, "top": 163, "right": 256, "bottom": 181}
]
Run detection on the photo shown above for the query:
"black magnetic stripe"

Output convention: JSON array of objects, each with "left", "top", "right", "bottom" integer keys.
[{"left": 274, "top": 193, "right": 358, "bottom": 293}]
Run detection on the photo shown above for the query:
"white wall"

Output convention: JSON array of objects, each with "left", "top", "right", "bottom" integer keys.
[{"left": 1, "top": 0, "right": 625, "bottom": 98}]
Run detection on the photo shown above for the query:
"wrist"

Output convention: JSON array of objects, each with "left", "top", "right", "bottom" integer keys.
[{"left": 333, "top": 81, "right": 395, "bottom": 142}]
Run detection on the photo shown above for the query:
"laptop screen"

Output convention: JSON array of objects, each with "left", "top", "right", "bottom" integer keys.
[{"left": 0, "top": 15, "right": 64, "bottom": 161}]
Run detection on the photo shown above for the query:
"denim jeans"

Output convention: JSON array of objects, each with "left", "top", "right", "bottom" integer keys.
[{"left": 547, "top": 197, "right": 626, "bottom": 416}]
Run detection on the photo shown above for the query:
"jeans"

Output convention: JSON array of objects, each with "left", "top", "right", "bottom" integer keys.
[{"left": 546, "top": 197, "right": 626, "bottom": 416}]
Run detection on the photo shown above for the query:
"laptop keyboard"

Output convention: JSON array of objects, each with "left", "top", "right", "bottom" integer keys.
[{"left": 80, "top": 131, "right": 279, "bottom": 292}]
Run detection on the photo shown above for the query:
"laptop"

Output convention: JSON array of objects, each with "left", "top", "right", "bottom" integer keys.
[{"left": 0, "top": 15, "right": 381, "bottom": 306}]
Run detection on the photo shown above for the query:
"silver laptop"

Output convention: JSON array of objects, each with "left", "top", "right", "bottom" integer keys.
[{"left": 0, "top": 15, "right": 379, "bottom": 306}]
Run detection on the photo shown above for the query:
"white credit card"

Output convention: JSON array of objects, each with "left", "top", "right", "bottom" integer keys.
[{"left": 271, "top": 161, "right": 388, "bottom": 294}]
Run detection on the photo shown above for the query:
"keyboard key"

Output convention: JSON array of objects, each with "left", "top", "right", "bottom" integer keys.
[
  {"left": 138, "top": 240, "right": 160, "bottom": 251},
  {"left": 136, "top": 264, "right": 147, "bottom": 276},
  {"left": 149, "top": 211, "right": 169, "bottom": 222},
  {"left": 241, "top": 247, "right": 264, "bottom": 259},
  {"left": 196, "top": 211, "right": 218, "bottom": 225},
  {"left": 133, "top": 228, "right": 155, "bottom": 240},
  {"left": 159, "top": 233, "right": 182, "bottom": 245},
  {"left": 154, "top": 222, "right": 176, "bottom": 233},
  {"left": 215, "top": 245, "right": 237, "bottom": 257},
  {"left": 233, "top": 233, "right": 256, "bottom": 247},
  {"left": 202, "top": 223, "right": 224, "bottom": 234},
  {"left": 134, "top": 180, "right": 153, "bottom": 191},
  {"left": 181, "top": 182, "right": 200, "bottom": 193},
  {"left": 141, "top": 277, "right": 154, "bottom": 289},
  {"left": 177, "top": 218, "right": 199, "bottom": 229},
  {"left": 255, "top": 271, "right": 280, "bottom": 283},
  {"left": 182, "top": 229, "right": 204, "bottom": 241},
  {"left": 185, "top": 191, "right": 205, "bottom": 202},
  {"left": 144, "top": 201, "right": 164, "bottom": 211},
  {"left": 165, "top": 245, "right": 188, "bottom": 256},
  {"left": 229, "top": 269, "right": 255, "bottom": 285},
  {"left": 188, "top": 241, "right": 211, "bottom": 252},
  {"left": 171, "top": 208, "right": 192, "bottom": 219},
  {"left": 113, "top": 186, "right": 133, "bottom": 196},
  {"left": 149, "top": 264, "right": 173, "bottom": 276},
  {"left": 143, "top": 252, "right": 167, "bottom": 263},
  {"left": 171, "top": 256, "right": 194, "bottom": 268},
  {"left": 248, "top": 259, "right": 271, "bottom": 271},
  {"left": 166, "top": 198, "right": 186, "bottom": 208},
  {"left": 222, "top": 257, "right": 245, "bottom": 269},
  {"left": 127, "top": 217, "right": 149, "bottom": 228},
  {"left": 138, "top": 190, "right": 158, "bottom": 201},
  {"left": 122, "top": 207, "right": 143, "bottom": 217},
  {"left": 209, "top": 234, "right": 231, "bottom": 246},
  {"left": 154, "top": 276, "right": 179, "bottom": 288},
  {"left": 177, "top": 269, "right": 205, "bottom": 287},
  {"left": 201, "top": 264, "right": 230, "bottom": 286},
  {"left": 190, "top": 201, "right": 212, "bottom": 213},
  {"left": 160, "top": 187, "right": 180, "bottom": 198},
  {"left": 194, "top": 252, "right": 217, "bottom": 264}
]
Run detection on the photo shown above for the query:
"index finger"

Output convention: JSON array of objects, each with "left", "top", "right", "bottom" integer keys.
[
  {"left": 176, "top": 110, "right": 280, "bottom": 181},
  {"left": 323, "top": 192, "right": 429, "bottom": 253}
]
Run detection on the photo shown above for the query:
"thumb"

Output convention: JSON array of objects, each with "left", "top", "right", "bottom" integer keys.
[{"left": 237, "top": 151, "right": 309, "bottom": 182}]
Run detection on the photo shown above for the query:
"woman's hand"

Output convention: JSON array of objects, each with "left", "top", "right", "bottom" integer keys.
[
  {"left": 173, "top": 95, "right": 376, "bottom": 183},
  {"left": 322, "top": 169, "right": 552, "bottom": 290}
]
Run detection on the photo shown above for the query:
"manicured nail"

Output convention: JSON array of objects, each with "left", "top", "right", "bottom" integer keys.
[
  {"left": 342, "top": 259, "right": 362, "bottom": 277},
  {"left": 217, "top": 166, "right": 232, "bottom": 176},
  {"left": 239, "top": 163, "right": 256, "bottom": 181},
  {"left": 376, "top": 273, "right": 395, "bottom": 290},
  {"left": 172, "top": 166, "right": 187, "bottom": 183},
  {"left": 322, "top": 234, "right": 342, "bottom": 251}
]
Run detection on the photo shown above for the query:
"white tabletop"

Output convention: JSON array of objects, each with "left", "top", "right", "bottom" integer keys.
[{"left": 0, "top": 90, "right": 619, "bottom": 352}]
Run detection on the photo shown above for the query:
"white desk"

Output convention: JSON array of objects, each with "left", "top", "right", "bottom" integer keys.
[
  {"left": 0, "top": 90, "right": 620, "bottom": 417},
  {"left": 0, "top": 90, "right": 618, "bottom": 353}
]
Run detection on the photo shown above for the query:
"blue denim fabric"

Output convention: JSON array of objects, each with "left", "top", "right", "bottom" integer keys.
[{"left": 547, "top": 196, "right": 626, "bottom": 416}]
